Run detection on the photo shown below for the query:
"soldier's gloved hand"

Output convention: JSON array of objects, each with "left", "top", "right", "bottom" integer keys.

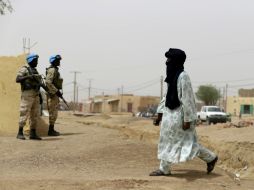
[
  {"left": 32, "top": 74, "right": 41, "bottom": 80},
  {"left": 55, "top": 90, "right": 63, "bottom": 97}
]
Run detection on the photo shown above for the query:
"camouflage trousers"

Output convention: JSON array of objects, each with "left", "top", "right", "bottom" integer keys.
[
  {"left": 19, "top": 90, "right": 40, "bottom": 129},
  {"left": 47, "top": 95, "right": 59, "bottom": 125}
]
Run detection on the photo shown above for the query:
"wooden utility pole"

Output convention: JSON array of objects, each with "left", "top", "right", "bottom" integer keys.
[
  {"left": 70, "top": 71, "right": 81, "bottom": 111},
  {"left": 121, "top": 85, "right": 124, "bottom": 112},
  {"left": 225, "top": 84, "right": 228, "bottom": 112},
  {"left": 102, "top": 91, "right": 105, "bottom": 113},
  {"left": 77, "top": 86, "right": 79, "bottom": 107},
  {"left": 218, "top": 88, "right": 221, "bottom": 107},
  {"left": 88, "top": 79, "right": 93, "bottom": 99}
]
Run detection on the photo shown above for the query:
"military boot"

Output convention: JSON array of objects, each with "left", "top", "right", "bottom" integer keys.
[
  {"left": 16, "top": 126, "right": 26, "bottom": 140},
  {"left": 48, "top": 125, "right": 60, "bottom": 136},
  {"left": 29, "top": 129, "right": 42, "bottom": 140}
]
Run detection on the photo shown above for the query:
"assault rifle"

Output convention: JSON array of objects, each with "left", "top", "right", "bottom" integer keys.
[
  {"left": 38, "top": 75, "right": 70, "bottom": 109},
  {"left": 39, "top": 76, "right": 70, "bottom": 110},
  {"left": 26, "top": 67, "right": 70, "bottom": 109}
]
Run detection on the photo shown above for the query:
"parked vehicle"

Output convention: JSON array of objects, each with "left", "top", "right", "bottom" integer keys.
[
  {"left": 226, "top": 113, "right": 232, "bottom": 122},
  {"left": 198, "top": 106, "right": 227, "bottom": 125}
]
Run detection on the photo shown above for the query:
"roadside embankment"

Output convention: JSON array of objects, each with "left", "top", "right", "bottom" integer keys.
[{"left": 76, "top": 114, "right": 254, "bottom": 180}]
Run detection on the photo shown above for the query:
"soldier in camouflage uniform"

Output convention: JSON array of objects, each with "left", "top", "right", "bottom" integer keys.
[
  {"left": 45, "top": 55, "right": 63, "bottom": 136},
  {"left": 16, "top": 54, "right": 42, "bottom": 140}
]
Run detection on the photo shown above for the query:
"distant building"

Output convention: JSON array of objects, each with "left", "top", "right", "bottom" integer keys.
[
  {"left": 238, "top": 88, "right": 254, "bottom": 97},
  {"left": 227, "top": 88, "right": 254, "bottom": 116},
  {"left": 227, "top": 96, "right": 254, "bottom": 116},
  {"left": 85, "top": 94, "right": 160, "bottom": 114}
]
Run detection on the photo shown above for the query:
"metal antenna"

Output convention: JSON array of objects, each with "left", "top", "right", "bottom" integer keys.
[{"left": 22, "top": 37, "right": 38, "bottom": 54}]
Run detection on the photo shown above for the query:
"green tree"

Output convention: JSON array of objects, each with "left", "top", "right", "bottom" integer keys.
[
  {"left": 0, "top": 0, "right": 13, "bottom": 15},
  {"left": 195, "top": 85, "right": 220, "bottom": 105}
]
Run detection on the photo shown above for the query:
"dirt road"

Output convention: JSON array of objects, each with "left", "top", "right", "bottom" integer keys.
[{"left": 0, "top": 115, "right": 253, "bottom": 190}]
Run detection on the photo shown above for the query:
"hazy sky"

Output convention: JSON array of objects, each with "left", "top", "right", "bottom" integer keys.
[{"left": 1, "top": 0, "right": 254, "bottom": 101}]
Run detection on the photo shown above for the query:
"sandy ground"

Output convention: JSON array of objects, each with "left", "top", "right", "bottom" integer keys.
[
  {"left": 1, "top": 56, "right": 253, "bottom": 189},
  {"left": 78, "top": 113, "right": 254, "bottom": 180},
  {"left": 1, "top": 113, "right": 253, "bottom": 190}
]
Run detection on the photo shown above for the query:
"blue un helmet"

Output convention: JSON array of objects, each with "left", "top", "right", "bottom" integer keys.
[
  {"left": 49, "top": 54, "right": 62, "bottom": 64},
  {"left": 26, "top": 53, "right": 39, "bottom": 64}
]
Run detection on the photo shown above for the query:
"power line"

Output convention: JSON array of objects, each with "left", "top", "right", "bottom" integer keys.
[
  {"left": 125, "top": 81, "right": 159, "bottom": 93},
  {"left": 76, "top": 82, "right": 88, "bottom": 89},
  {"left": 192, "top": 78, "right": 254, "bottom": 84},
  {"left": 228, "top": 83, "right": 254, "bottom": 88},
  {"left": 124, "top": 77, "right": 160, "bottom": 90},
  {"left": 189, "top": 48, "right": 254, "bottom": 62},
  {"left": 77, "top": 87, "right": 88, "bottom": 91},
  {"left": 63, "top": 82, "right": 73, "bottom": 86},
  {"left": 62, "top": 76, "right": 162, "bottom": 97},
  {"left": 91, "top": 87, "right": 116, "bottom": 92},
  {"left": 63, "top": 90, "right": 73, "bottom": 94}
]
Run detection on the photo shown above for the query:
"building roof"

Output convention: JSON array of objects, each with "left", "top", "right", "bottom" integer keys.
[
  {"left": 93, "top": 99, "right": 103, "bottom": 103},
  {"left": 107, "top": 98, "right": 119, "bottom": 102}
]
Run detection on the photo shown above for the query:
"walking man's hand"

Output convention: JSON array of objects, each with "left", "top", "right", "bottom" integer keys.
[{"left": 183, "top": 122, "right": 191, "bottom": 130}]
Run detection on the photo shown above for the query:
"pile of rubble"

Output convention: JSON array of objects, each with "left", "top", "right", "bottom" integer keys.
[{"left": 224, "top": 120, "right": 254, "bottom": 128}]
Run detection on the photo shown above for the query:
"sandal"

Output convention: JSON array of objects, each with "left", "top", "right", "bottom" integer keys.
[
  {"left": 207, "top": 156, "right": 218, "bottom": 174},
  {"left": 149, "top": 169, "right": 171, "bottom": 176}
]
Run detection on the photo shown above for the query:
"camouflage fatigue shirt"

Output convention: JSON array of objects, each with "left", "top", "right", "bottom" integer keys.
[
  {"left": 45, "top": 66, "right": 62, "bottom": 95},
  {"left": 17, "top": 65, "right": 40, "bottom": 93}
]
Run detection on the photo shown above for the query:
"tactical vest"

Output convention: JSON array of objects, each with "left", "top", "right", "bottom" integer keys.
[
  {"left": 46, "top": 66, "right": 63, "bottom": 90},
  {"left": 21, "top": 66, "right": 40, "bottom": 92}
]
